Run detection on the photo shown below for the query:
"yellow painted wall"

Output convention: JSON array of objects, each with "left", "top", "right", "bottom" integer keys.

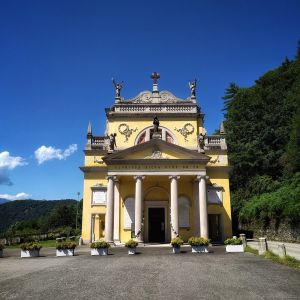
[
  {"left": 81, "top": 107, "right": 232, "bottom": 244},
  {"left": 81, "top": 172, "right": 107, "bottom": 243},
  {"left": 108, "top": 119, "right": 201, "bottom": 148},
  {"left": 207, "top": 169, "right": 232, "bottom": 239}
]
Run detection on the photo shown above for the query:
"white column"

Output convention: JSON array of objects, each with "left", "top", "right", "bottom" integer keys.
[
  {"left": 193, "top": 180, "right": 200, "bottom": 236},
  {"left": 198, "top": 175, "right": 208, "bottom": 238},
  {"left": 169, "top": 176, "right": 180, "bottom": 238},
  {"left": 134, "top": 176, "right": 144, "bottom": 243},
  {"left": 105, "top": 176, "right": 114, "bottom": 243},
  {"left": 113, "top": 178, "right": 120, "bottom": 243}
]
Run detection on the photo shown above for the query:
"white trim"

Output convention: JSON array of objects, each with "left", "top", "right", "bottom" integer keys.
[
  {"left": 91, "top": 186, "right": 107, "bottom": 206},
  {"left": 145, "top": 201, "right": 169, "bottom": 242},
  {"left": 134, "top": 125, "right": 178, "bottom": 145}
]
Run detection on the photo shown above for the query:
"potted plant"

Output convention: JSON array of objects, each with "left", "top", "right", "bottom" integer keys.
[
  {"left": 56, "top": 241, "right": 77, "bottom": 256},
  {"left": 20, "top": 242, "right": 42, "bottom": 258},
  {"left": 171, "top": 237, "right": 184, "bottom": 254},
  {"left": 224, "top": 237, "right": 244, "bottom": 252},
  {"left": 188, "top": 237, "right": 210, "bottom": 253},
  {"left": 0, "top": 244, "right": 4, "bottom": 258},
  {"left": 125, "top": 239, "right": 138, "bottom": 255},
  {"left": 90, "top": 240, "right": 110, "bottom": 256}
]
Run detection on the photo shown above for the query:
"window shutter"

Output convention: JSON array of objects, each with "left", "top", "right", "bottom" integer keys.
[{"left": 124, "top": 198, "right": 135, "bottom": 229}]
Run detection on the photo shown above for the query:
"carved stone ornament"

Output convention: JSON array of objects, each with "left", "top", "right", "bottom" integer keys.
[
  {"left": 128, "top": 90, "right": 185, "bottom": 104},
  {"left": 118, "top": 123, "right": 138, "bottom": 142},
  {"left": 144, "top": 150, "right": 168, "bottom": 159},
  {"left": 94, "top": 157, "right": 105, "bottom": 165},
  {"left": 209, "top": 155, "right": 220, "bottom": 164},
  {"left": 174, "top": 123, "right": 195, "bottom": 141}
]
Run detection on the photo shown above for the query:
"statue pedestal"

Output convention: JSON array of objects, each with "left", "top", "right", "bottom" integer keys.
[{"left": 152, "top": 133, "right": 161, "bottom": 140}]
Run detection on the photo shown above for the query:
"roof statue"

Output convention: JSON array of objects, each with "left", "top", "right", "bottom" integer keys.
[
  {"left": 112, "top": 78, "right": 123, "bottom": 103},
  {"left": 189, "top": 79, "right": 197, "bottom": 98}
]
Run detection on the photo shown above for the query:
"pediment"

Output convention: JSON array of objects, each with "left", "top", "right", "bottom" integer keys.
[
  {"left": 102, "top": 139, "right": 210, "bottom": 164},
  {"left": 124, "top": 90, "right": 192, "bottom": 104}
]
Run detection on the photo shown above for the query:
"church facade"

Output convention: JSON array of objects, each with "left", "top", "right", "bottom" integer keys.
[{"left": 80, "top": 73, "right": 232, "bottom": 244}]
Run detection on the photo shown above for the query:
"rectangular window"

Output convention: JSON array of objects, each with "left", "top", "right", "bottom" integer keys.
[
  {"left": 124, "top": 198, "right": 135, "bottom": 229},
  {"left": 91, "top": 188, "right": 107, "bottom": 205},
  {"left": 207, "top": 189, "right": 222, "bottom": 205}
]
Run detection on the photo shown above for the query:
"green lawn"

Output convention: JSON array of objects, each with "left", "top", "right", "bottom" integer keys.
[{"left": 245, "top": 245, "right": 300, "bottom": 269}]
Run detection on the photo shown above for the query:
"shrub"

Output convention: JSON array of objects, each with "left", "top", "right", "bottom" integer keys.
[
  {"left": 90, "top": 240, "right": 110, "bottom": 249},
  {"left": 125, "top": 239, "right": 138, "bottom": 248},
  {"left": 171, "top": 237, "right": 184, "bottom": 247},
  {"left": 20, "top": 242, "right": 42, "bottom": 251},
  {"left": 0, "top": 244, "right": 4, "bottom": 250},
  {"left": 188, "top": 237, "right": 210, "bottom": 246},
  {"left": 224, "top": 237, "right": 243, "bottom": 245},
  {"left": 56, "top": 241, "right": 77, "bottom": 250}
]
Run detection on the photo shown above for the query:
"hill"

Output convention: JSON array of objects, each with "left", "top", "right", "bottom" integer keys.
[
  {"left": 0, "top": 198, "right": 10, "bottom": 205},
  {"left": 0, "top": 199, "right": 77, "bottom": 233}
]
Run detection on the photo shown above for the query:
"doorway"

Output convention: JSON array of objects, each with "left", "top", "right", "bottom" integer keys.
[
  {"left": 148, "top": 208, "right": 165, "bottom": 242},
  {"left": 208, "top": 214, "right": 222, "bottom": 243}
]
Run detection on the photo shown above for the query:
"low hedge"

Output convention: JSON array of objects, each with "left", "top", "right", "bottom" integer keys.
[
  {"left": 188, "top": 237, "right": 210, "bottom": 246},
  {"left": 90, "top": 240, "right": 110, "bottom": 249},
  {"left": 20, "top": 242, "right": 42, "bottom": 251},
  {"left": 125, "top": 239, "right": 138, "bottom": 248},
  {"left": 56, "top": 241, "right": 77, "bottom": 250},
  {"left": 224, "top": 237, "right": 243, "bottom": 245}
]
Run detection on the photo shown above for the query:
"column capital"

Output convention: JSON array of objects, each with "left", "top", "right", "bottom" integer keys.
[
  {"left": 107, "top": 175, "right": 118, "bottom": 181},
  {"left": 95, "top": 214, "right": 100, "bottom": 219},
  {"left": 134, "top": 175, "right": 145, "bottom": 180},
  {"left": 195, "top": 175, "right": 209, "bottom": 181},
  {"left": 169, "top": 175, "right": 180, "bottom": 180}
]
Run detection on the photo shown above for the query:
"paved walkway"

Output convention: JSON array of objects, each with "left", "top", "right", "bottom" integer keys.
[
  {"left": 247, "top": 240, "right": 300, "bottom": 260},
  {"left": 0, "top": 245, "right": 299, "bottom": 299}
]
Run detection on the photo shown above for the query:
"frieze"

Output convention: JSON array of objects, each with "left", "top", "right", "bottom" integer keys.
[{"left": 109, "top": 164, "right": 203, "bottom": 171}]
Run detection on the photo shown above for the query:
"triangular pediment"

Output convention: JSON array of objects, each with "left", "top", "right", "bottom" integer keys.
[{"left": 102, "top": 139, "right": 210, "bottom": 164}]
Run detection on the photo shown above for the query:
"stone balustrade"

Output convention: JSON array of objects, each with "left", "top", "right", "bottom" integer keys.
[{"left": 113, "top": 104, "right": 198, "bottom": 114}]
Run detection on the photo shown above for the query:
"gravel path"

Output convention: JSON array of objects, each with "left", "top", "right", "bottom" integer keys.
[{"left": 0, "top": 246, "right": 299, "bottom": 300}]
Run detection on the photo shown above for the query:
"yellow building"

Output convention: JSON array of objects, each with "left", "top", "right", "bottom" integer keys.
[{"left": 80, "top": 73, "right": 232, "bottom": 244}]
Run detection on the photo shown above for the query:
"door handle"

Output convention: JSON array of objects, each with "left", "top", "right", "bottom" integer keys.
[{"left": 161, "top": 222, "right": 165, "bottom": 231}]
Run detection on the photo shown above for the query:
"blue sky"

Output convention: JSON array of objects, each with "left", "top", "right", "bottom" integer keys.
[{"left": 0, "top": 0, "right": 299, "bottom": 200}]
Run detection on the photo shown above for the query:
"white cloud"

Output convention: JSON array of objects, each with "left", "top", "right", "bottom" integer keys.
[
  {"left": 0, "top": 151, "right": 27, "bottom": 185},
  {"left": 0, "top": 151, "right": 27, "bottom": 169},
  {"left": 34, "top": 144, "right": 77, "bottom": 165},
  {"left": 0, "top": 192, "right": 31, "bottom": 201}
]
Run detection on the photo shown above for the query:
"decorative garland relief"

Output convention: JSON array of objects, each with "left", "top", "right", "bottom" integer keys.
[
  {"left": 118, "top": 123, "right": 138, "bottom": 142},
  {"left": 174, "top": 123, "right": 195, "bottom": 142}
]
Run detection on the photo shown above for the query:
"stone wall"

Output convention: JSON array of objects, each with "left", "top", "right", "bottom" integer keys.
[{"left": 240, "top": 220, "right": 300, "bottom": 243}]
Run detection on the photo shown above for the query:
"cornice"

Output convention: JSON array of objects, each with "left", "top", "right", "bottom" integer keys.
[{"left": 79, "top": 166, "right": 108, "bottom": 173}]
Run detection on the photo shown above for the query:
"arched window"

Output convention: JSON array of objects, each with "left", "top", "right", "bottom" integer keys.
[
  {"left": 137, "top": 132, "right": 146, "bottom": 144},
  {"left": 135, "top": 126, "right": 177, "bottom": 145},
  {"left": 124, "top": 197, "right": 135, "bottom": 229},
  {"left": 179, "top": 196, "right": 189, "bottom": 228},
  {"left": 166, "top": 132, "right": 174, "bottom": 144}
]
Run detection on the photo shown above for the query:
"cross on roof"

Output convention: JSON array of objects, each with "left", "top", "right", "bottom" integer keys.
[{"left": 151, "top": 72, "right": 160, "bottom": 84}]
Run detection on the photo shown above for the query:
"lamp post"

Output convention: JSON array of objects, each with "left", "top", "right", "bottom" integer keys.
[{"left": 75, "top": 192, "right": 80, "bottom": 230}]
